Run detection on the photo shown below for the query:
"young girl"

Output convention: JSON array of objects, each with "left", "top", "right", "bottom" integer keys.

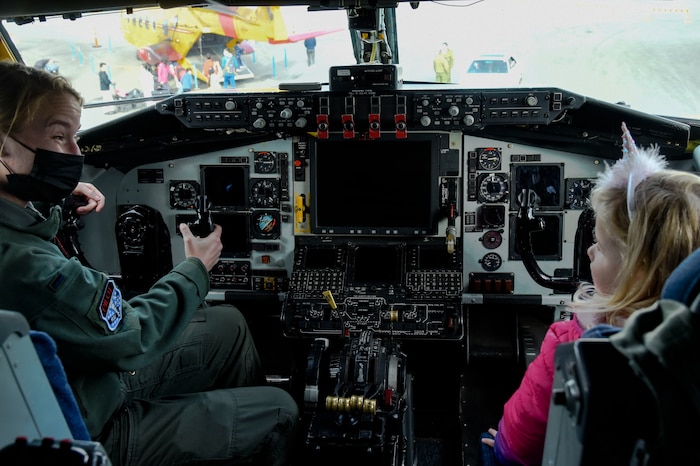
[{"left": 482, "top": 122, "right": 700, "bottom": 466}]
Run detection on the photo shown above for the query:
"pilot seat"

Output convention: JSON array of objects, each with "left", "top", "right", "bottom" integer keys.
[{"left": 541, "top": 247, "right": 700, "bottom": 465}]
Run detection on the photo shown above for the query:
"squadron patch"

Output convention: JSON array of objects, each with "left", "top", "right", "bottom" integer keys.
[{"left": 99, "top": 280, "right": 123, "bottom": 331}]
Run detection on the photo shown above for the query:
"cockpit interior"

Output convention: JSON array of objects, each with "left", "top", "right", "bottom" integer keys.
[{"left": 2, "top": 1, "right": 700, "bottom": 465}]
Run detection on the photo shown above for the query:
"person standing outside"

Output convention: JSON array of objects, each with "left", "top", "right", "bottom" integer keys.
[
  {"left": 481, "top": 122, "right": 700, "bottom": 466},
  {"left": 98, "top": 62, "right": 116, "bottom": 114},
  {"left": 442, "top": 42, "right": 454, "bottom": 81},
  {"left": 221, "top": 48, "right": 236, "bottom": 89},
  {"left": 0, "top": 60, "right": 299, "bottom": 466},
  {"left": 180, "top": 68, "right": 194, "bottom": 92},
  {"left": 433, "top": 43, "right": 452, "bottom": 83},
  {"left": 233, "top": 41, "right": 245, "bottom": 71},
  {"left": 304, "top": 37, "right": 317, "bottom": 67},
  {"left": 202, "top": 54, "right": 219, "bottom": 88},
  {"left": 156, "top": 59, "right": 171, "bottom": 90}
]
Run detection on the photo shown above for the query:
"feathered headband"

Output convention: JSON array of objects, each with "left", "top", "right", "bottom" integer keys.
[{"left": 594, "top": 122, "right": 668, "bottom": 218}]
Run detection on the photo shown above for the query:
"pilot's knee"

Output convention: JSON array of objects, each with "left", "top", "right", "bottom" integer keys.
[{"left": 269, "top": 386, "right": 300, "bottom": 425}]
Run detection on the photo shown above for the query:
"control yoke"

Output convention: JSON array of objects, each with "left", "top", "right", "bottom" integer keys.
[{"left": 515, "top": 188, "right": 580, "bottom": 293}]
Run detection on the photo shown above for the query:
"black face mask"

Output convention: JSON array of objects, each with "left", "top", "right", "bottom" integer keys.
[{"left": 1, "top": 139, "right": 83, "bottom": 204}]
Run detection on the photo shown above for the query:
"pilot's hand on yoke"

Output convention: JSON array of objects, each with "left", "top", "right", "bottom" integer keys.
[
  {"left": 71, "top": 182, "right": 106, "bottom": 215},
  {"left": 179, "top": 222, "right": 223, "bottom": 271}
]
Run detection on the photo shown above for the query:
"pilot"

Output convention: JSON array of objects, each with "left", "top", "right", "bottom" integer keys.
[{"left": 0, "top": 60, "right": 298, "bottom": 465}]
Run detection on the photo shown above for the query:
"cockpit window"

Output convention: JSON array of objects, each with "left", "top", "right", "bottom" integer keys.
[{"left": 2, "top": 0, "right": 698, "bottom": 130}]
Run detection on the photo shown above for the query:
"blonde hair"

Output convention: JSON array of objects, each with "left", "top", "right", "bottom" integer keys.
[
  {"left": 571, "top": 169, "right": 700, "bottom": 326},
  {"left": 0, "top": 60, "right": 83, "bottom": 140}
]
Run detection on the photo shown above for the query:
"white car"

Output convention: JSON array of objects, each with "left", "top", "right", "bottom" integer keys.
[{"left": 461, "top": 54, "right": 523, "bottom": 88}]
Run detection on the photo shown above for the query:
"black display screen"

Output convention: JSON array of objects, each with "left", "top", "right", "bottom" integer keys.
[
  {"left": 419, "top": 248, "right": 455, "bottom": 270},
  {"left": 508, "top": 213, "right": 562, "bottom": 261},
  {"left": 175, "top": 212, "right": 250, "bottom": 257},
  {"left": 212, "top": 213, "right": 250, "bottom": 257},
  {"left": 510, "top": 163, "right": 564, "bottom": 211},
  {"left": 311, "top": 136, "right": 438, "bottom": 235},
  {"left": 202, "top": 165, "right": 249, "bottom": 210},
  {"left": 351, "top": 246, "right": 402, "bottom": 285},
  {"left": 304, "top": 247, "right": 340, "bottom": 269}
]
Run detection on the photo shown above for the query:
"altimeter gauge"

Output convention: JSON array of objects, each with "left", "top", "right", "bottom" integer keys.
[
  {"left": 250, "top": 179, "right": 280, "bottom": 208},
  {"left": 478, "top": 173, "right": 508, "bottom": 203},
  {"left": 169, "top": 180, "right": 200, "bottom": 210}
]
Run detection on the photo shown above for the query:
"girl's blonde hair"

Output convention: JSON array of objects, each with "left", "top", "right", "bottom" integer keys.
[{"left": 572, "top": 169, "right": 700, "bottom": 326}]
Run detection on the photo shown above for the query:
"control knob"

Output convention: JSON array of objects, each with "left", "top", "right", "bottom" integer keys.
[
  {"left": 279, "top": 108, "right": 293, "bottom": 119},
  {"left": 295, "top": 117, "right": 308, "bottom": 128},
  {"left": 463, "top": 114, "right": 475, "bottom": 126},
  {"left": 225, "top": 100, "right": 237, "bottom": 111},
  {"left": 525, "top": 95, "right": 539, "bottom": 106},
  {"left": 448, "top": 105, "right": 460, "bottom": 117},
  {"left": 420, "top": 115, "right": 432, "bottom": 127},
  {"left": 253, "top": 118, "right": 267, "bottom": 129}
]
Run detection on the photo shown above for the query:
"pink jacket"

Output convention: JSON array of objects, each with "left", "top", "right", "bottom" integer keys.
[
  {"left": 157, "top": 62, "right": 172, "bottom": 85},
  {"left": 494, "top": 318, "right": 584, "bottom": 466}
]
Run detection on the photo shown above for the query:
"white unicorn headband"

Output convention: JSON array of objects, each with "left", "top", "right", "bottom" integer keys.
[{"left": 594, "top": 122, "right": 667, "bottom": 218}]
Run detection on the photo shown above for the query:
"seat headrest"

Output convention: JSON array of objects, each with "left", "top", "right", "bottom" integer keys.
[{"left": 661, "top": 247, "right": 700, "bottom": 305}]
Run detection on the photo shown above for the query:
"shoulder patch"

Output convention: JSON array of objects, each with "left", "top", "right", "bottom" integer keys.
[{"left": 99, "top": 280, "right": 123, "bottom": 331}]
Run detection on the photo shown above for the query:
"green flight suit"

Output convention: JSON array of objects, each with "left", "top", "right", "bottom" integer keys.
[{"left": 0, "top": 198, "right": 298, "bottom": 465}]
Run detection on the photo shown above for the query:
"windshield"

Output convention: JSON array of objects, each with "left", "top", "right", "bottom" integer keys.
[{"left": 3, "top": 0, "right": 698, "bottom": 131}]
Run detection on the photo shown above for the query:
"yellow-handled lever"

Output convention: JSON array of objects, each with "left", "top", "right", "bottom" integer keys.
[
  {"left": 322, "top": 290, "right": 337, "bottom": 310},
  {"left": 295, "top": 194, "right": 307, "bottom": 223}
]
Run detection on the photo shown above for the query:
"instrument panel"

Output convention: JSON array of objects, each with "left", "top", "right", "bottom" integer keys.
[{"left": 78, "top": 83, "right": 691, "bottom": 339}]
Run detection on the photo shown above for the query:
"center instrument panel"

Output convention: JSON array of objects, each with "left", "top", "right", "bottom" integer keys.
[{"left": 80, "top": 81, "right": 690, "bottom": 342}]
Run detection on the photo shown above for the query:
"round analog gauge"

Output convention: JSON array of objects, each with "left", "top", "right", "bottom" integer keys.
[
  {"left": 567, "top": 178, "right": 594, "bottom": 209},
  {"left": 478, "top": 148, "right": 501, "bottom": 171},
  {"left": 480, "top": 252, "right": 503, "bottom": 272},
  {"left": 254, "top": 151, "right": 277, "bottom": 174},
  {"left": 169, "top": 180, "right": 199, "bottom": 209},
  {"left": 481, "top": 230, "right": 503, "bottom": 249},
  {"left": 250, "top": 179, "right": 280, "bottom": 208},
  {"left": 252, "top": 211, "right": 281, "bottom": 239},
  {"left": 478, "top": 173, "right": 508, "bottom": 203}
]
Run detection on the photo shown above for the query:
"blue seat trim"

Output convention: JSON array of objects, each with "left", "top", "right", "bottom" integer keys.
[{"left": 661, "top": 247, "right": 700, "bottom": 304}]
